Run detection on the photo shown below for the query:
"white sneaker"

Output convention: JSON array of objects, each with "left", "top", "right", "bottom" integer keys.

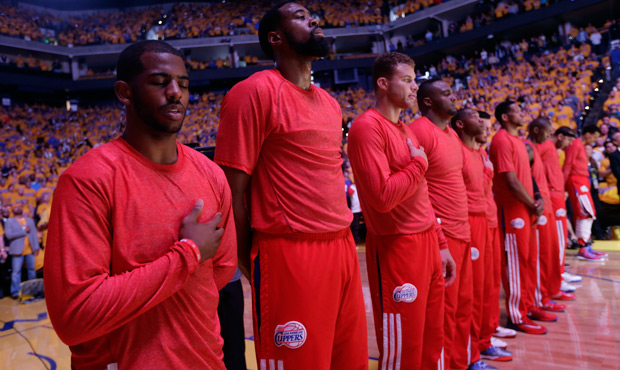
[
  {"left": 494, "top": 326, "right": 517, "bottom": 338},
  {"left": 491, "top": 336, "right": 508, "bottom": 349},
  {"left": 562, "top": 272, "right": 582, "bottom": 283},
  {"left": 561, "top": 280, "right": 577, "bottom": 292}
]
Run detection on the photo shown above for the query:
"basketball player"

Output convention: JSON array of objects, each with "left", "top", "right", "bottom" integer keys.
[
  {"left": 348, "top": 52, "right": 456, "bottom": 370},
  {"left": 410, "top": 79, "right": 472, "bottom": 369},
  {"left": 452, "top": 108, "right": 513, "bottom": 368},
  {"left": 531, "top": 122, "right": 579, "bottom": 299},
  {"left": 45, "top": 40, "right": 237, "bottom": 369},
  {"left": 489, "top": 100, "right": 546, "bottom": 335},
  {"left": 563, "top": 127, "right": 607, "bottom": 261},
  {"left": 215, "top": 2, "right": 368, "bottom": 369}
]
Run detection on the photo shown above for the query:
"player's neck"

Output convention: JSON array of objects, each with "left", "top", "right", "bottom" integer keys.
[
  {"left": 424, "top": 111, "right": 449, "bottom": 130},
  {"left": 122, "top": 126, "right": 178, "bottom": 165},
  {"left": 275, "top": 55, "right": 314, "bottom": 90},
  {"left": 503, "top": 122, "right": 519, "bottom": 136},
  {"left": 459, "top": 134, "right": 476, "bottom": 149},
  {"left": 373, "top": 97, "right": 401, "bottom": 124}
]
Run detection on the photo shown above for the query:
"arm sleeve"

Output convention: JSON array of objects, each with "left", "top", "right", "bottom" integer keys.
[
  {"left": 493, "top": 136, "right": 516, "bottom": 174},
  {"left": 562, "top": 143, "right": 576, "bottom": 182},
  {"left": 348, "top": 119, "right": 428, "bottom": 213},
  {"left": 431, "top": 208, "right": 449, "bottom": 250},
  {"left": 214, "top": 82, "right": 269, "bottom": 175},
  {"left": 45, "top": 172, "right": 201, "bottom": 346},
  {"left": 211, "top": 172, "right": 238, "bottom": 291}
]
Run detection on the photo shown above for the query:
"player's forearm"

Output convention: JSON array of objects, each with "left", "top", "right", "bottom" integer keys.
[
  {"left": 48, "top": 242, "right": 199, "bottom": 346},
  {"left": 365, "top": 158, "right": 426, "bottom": 213},
  {"left": 507, "top": 178, "right": 536, "bottom": 210},
  {"left": 232, "top": 200, "right": 252, "bottom": 279}
]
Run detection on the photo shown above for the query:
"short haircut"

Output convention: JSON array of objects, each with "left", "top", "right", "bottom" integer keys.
[
  {"left": 259, "top": 1, "right": 295, "bottom": 61},
  {"left": 416, "top": 77, "right": 443, "bottom": 112},
  {"left": 477, "top": 111, "right": 491, "bottom": 120},
  {"left": 554, "top": 126, "right": 576, "bottom": 137},
  {"left": 372, "top": 52, "right": 415, "bottom": 90},
  {"left": 450, "top": 108, "right": 471, "bottom": 129},
  {"left": 116, "top": 40, "right": 184, "bottom": 83},
  {"left": 582, "top": 125, "right": 601, "bottom": 135},
  {"left": 527, "top": 117, "right": 551, "bottom": 133},
  {"left": 494, "top": 100, "right": 516, "bottom": 124}
]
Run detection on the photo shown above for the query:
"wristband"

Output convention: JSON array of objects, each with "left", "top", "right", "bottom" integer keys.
[{"left": 179, "top": 238, "right": 201, "bottom": 263}]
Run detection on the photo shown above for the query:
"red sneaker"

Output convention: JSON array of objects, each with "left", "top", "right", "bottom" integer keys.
[
  {"left": 542, "top": 300, "right": 566, "bottom": 312},
  {"left": 528, "top": 307, "right": 558, "bottom": 322},
  {"left": 551, "top": 291, "right": 577, "bottom": 301},
  {"left": 507, "top": 317, "right": 547, "bottom": 335}
]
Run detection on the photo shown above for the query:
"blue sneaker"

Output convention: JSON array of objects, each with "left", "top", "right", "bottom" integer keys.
[
  {"left": 468, "top": 360, "right": 498, "bottom": 370},
  {"left": 480, "top": 346, "right": 514, "bottom": 361}
]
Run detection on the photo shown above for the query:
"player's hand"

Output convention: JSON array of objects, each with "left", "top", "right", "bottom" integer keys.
[
  {"left": 407, "top": 138, "right": 428, "bottom": 167},
  {"left": 26, "top": 226, "right": 31, "bottom": 233},
  {"left": 34, "top": 249, "right": 40, "bottom": 257},
  {"left": 483, "top": 155, "right": 494, "bottom": 171},
  {"left": 440, "top": 248, "right": 457, "bottom": 287},
  {"left": 534, "top": 198, "right": 544, "bottom": 216},
  {"left": 180, "top": 199, "right": 225, "bottom": 263}
]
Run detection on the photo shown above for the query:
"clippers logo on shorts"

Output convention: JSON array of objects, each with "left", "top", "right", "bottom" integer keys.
[
  {"left": 393, "top": 283, "right": 418, "bottom": 303},
  {"left": 471, "top": 247, "right": 480, "bottom": 261},
  {"left": 538, "top": 215, "right": 548, "bottom": 225},
  {"left": 510, "top": 218, "right": 525, "bottom": 229},
  {"left": 580, "top": 185, "right": 588, "bottom": 193},
  {"left": 556, "top": 208, "right": 566, "bottom": 218},
  {"left": 274, "top": 321, "right": 306, "bottom": 349}
]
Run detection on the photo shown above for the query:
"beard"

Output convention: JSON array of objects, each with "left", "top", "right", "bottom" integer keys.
[
  {"left": 284, "top": 27, "right": 330, "bottom": 58},
  {"left": 133, "top": 90, "right": 184, "bottom": 135}
]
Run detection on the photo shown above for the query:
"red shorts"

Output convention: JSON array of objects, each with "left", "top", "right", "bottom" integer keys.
[
  {"left": 250, "top": 229, "right": 368, "bottom": 370},
  {"left": 551, "top": 195, "right": 568, "bottom": 272},
  {"left": 366, "top": 228, "right": 445, "bottom": 370},
  {"left": 498, "top": 203, "right": 535, "bottom": 325},
  {"left": 566, "top": 175, "right": 596, "bottom": 220}
]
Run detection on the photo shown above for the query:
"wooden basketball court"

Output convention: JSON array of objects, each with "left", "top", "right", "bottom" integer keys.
[{"left": 2, "top": 241, "right": 620, "bottom": 369}]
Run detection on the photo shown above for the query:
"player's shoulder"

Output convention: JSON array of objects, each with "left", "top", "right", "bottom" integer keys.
[
  {"left": 230, "top": 69, "right": 281, "bottom": 94},
  {"left": 181, "top": 145, "right": 228, "bottom": 187},
  {"left": 60, "top": 140, "right": 123, "bottom": 181}
]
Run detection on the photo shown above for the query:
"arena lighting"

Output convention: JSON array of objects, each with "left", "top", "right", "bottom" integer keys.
[
  {"left": 163, "top": 14, "right": 167, "bottom": 18},
  {"left": 599, "top": 79, "right": 604, "bottom": 83},
  {"left": 595, "top": 88, "right": 599, "bottom": 91},
  {"left": 158, "top": 20, "right": 162, "bottom": 24},
  {"left": 585, "top": 106, "right": 590, "bottom": 110}
]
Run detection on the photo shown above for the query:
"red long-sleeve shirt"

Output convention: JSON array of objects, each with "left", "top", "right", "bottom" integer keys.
[
  {"left": 45, "top": 138, "right": 236, "bottom": 369},
  {"left": 563, "top": 137, "right": 589, "bottom": 181},
  {"left": 480, "top": 150, "right": 498, "bottom": 228},
  {"left": 536, "top": 140, "right": 565, "bottom": 198},
  {"left": 461, "top": 143, "right": 490, "bottom": 214},
  {"left": 526, "top": 139, "right": 552, "bottom": 205},
  {"left": 347, "top": 109, "right": 447, "bottom": 248},
  {"left": 489, "top": 129, "right": 534, "bottom": 206},
  {"left": 410, "top": 116, "right": 470, "bottom": 242}
]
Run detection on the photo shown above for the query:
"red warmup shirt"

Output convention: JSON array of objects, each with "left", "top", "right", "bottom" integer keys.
[
  {"left": 526, "top": 139, "right": 552, "bottom": 205},
  {"left": 347, "top": 108, "right": 447, "bottom": 248},
  {"left": 562, "top": 137, "right": 589, "bottom": 181},
  {"left": 489, "top": 129, "right": 534, "bottom": 205},
  {"left": 215, "top": 69, "right": 352, "bottom": 234},
  {"left": 461, "top": 143, "right": 491, "bottom": 214},
  {"left": 481, "top": 150, "right": 498, "bottom": 228},
  {"left": 536, "top": 140, "right": 565, "bottom": 198},
  {"left": 410, "top": 117, "right": 470, "bottom": 241},
  {"left": 45, "top": 139, "right": 237, "bottom": 369}
]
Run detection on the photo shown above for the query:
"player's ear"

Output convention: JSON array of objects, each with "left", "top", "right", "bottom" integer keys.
[
  {"left": 376, "top": 77, "right": 389, "bottom": 91},
  {"left": 114, "top": 81, "right": 132, "bottom": 107}
]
